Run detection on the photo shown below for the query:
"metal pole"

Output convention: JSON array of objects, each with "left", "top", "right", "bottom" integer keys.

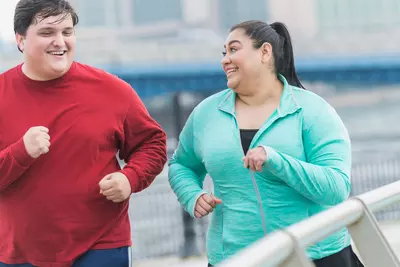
[{"left": 172, "top": 92, "right": 200, "bottom": 258}]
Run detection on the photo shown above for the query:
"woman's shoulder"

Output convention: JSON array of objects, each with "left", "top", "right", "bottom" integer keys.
[
  {"left": 291, "top": 86, "right": 339, "bottom": 120},
  {"left": 193, "top": 88, "right": 232, "bottom": 114},
  {"left": 290, "top": 87, "right": 348, "bottom": 138}
]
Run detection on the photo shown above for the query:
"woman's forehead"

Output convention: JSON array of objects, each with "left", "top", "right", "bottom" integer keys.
[{"left": 225, "top": 29, "right": 249, "bottom": 45}]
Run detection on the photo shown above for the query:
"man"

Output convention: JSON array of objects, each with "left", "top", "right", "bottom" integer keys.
[{"left": 0, "top": 1, "right": 167, "bottom": 266}]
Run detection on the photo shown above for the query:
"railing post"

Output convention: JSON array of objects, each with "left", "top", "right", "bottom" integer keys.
[
  {"left": 279, "top": 230, "right": 315, "bottom": 267},
  {"left": 348, "top": 197, "right": 400, "bottom": 267},
  {"left": 172, "top": 92, "right": 200, "bottom": 258}
]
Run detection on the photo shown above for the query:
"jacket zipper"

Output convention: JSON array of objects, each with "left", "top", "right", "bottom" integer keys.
[{"left": 235, "top": 121, "right": 268, "bottom": 236}]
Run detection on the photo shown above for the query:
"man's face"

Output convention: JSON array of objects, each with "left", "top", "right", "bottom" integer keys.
[{"left": 16, "top": 13, "right": 76, "bottom": 80}]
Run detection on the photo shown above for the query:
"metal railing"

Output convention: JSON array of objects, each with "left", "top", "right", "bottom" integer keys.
[{"left": 217, "top": 180, "right": 400, "bottom": 267}]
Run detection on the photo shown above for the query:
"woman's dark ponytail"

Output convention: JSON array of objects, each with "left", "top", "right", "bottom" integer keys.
[
  {"left": 270, "top": 22, "right": 305, "bottom": 89},
  {"left": 231, "top": 20, "right": 305, "bottom": 89}
]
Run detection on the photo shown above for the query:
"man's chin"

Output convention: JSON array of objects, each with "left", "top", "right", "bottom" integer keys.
[{"left": 50, "top": 63, "right": 71, "bottom": 76}]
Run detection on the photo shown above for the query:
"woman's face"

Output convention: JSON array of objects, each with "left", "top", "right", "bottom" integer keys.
[{"left": 221, "top": 28, "right": 273, "bottom": 93}]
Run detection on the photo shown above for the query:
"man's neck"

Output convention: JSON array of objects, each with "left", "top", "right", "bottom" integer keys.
[{"left": 21, "top": 62, "right": 63, "bottom": 81}]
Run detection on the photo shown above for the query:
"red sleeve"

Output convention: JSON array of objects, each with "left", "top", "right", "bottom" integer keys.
[
  {"left": 118, "top": 89, "right": 167, "bottom": 193},
  {"left": 0, "top": 138, "right": 36, "bottom": 191}
]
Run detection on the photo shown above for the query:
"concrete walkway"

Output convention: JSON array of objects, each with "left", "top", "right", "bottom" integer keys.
[{"left": 135, "top": 255, "right": 207, "bottom": 267}]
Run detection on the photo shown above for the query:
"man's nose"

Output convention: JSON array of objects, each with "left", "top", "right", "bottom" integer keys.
[{"left": 52, "top": 33, "right": 65, "bottom": 47}]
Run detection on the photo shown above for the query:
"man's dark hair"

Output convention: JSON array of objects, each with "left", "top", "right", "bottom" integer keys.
[{"left": 14, "top": 0, "right": 79, "bottom": 52}]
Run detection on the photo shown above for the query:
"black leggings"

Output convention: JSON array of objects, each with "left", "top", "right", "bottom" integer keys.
[
  {"left": 313, "top": 246, "right": 364, "bottom": 267},
  {"left": 208, "top": 246, "right": 364, "bottom": 267}
]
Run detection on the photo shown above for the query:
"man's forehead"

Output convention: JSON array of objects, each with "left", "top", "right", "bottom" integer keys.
[{"left": 33, "top": 13, "right": 73, "bottom": 27}]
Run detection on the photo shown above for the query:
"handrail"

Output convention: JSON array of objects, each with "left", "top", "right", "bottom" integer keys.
[{"left": 218, "top": 181, "right": 400, "bottom": 267}]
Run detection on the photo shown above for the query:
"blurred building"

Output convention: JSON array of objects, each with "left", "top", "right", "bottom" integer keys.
[
  {"left": 1, "top": 0, "right": 400, "bottom": 69},
  {"left": 69, "top": 0, "right": 400, "bottom": 66}
]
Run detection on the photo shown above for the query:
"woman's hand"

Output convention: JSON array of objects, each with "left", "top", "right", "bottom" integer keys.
[
  {"left": 194, "top": 194, "right": 222, "bottom": 218},
  {"left": 243, "top": 146, "right": 267, "bottom": 172}
]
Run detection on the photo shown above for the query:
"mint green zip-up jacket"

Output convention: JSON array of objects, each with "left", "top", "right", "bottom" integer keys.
[{"left": 168, "top": 75, "right": 352, "bottom": 265}]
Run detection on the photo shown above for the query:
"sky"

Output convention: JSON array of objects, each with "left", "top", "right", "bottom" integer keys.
[{"left": 0, "top": 0, "right": 19, "bottom": 41}]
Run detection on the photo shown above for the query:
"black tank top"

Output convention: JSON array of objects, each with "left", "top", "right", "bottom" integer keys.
[{"left": 240, "top": 129, "right": 258, "bottom": 155}]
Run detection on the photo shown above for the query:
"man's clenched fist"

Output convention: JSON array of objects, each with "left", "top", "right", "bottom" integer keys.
[
  {"left": 23, "top": 126, "right": 50, "bottom": 158},
  {"left": 99, "top": 172, "right": 131, "bottom": 203}
]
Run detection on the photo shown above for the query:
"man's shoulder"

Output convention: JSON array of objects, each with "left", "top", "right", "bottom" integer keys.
[
  {"left": 0, "top": 64, "right": 21, "bottom": 79},
  {"left": 74, "top": 62, "right": 126, "bottom": 83},
  {"left": 73, "top": 62, "right": 133, "bottom": 94},
  {"left": 0, "top": 65, "right": 21, "bottom": 91}
]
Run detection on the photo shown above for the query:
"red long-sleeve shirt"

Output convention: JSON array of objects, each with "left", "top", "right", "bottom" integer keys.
[{"left": 0, "top": 62, "right": 167, "bottom": 267}]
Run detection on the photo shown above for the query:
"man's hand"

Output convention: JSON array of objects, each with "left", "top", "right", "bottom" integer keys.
[
  {"left": 99, "top": 172, "right": 131, "bottom": 203},
  {"left": 23, "top": 126, "right": 50, "bottom": 158},
  {"left": 194, "top": 194, "right": 222, "bottom": 218},
  {"left": 243, "top": 146, "right": 267, "bottom": 172}
]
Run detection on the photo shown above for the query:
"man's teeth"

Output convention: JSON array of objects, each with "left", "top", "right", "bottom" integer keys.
[{"left": 49, "top": 51, "right": 65, "bottom": 55}]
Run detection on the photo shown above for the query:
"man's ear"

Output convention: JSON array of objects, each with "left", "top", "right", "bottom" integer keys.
[{"left": 15, "top": 33, "right": 25, "bottom": 53}]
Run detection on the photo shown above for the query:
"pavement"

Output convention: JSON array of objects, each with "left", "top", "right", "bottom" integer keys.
[{"left": 135, "top": 255, "right": 207, "bottom": 267}]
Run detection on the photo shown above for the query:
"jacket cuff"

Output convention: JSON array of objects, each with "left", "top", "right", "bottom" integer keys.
[
  {"left": 188, "top": 191, "right": 208, "bottom": 218},
  {"left": 260, "top": 145, "right": 279, "bottom": 171}
]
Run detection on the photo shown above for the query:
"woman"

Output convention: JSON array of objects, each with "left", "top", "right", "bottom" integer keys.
[{"left": 168, "top": 20, "right": 363, "bottom": 267}]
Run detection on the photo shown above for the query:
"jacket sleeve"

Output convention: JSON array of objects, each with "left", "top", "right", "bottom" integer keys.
[
  {"left": 0, "top": 138, "right": 37, "bottom": 192},
  {"left": 168, "top": 109, "right": 208, "bottom": 217},
  {"left": 262, "top": 103, "right": 351, "bottom": 206},
  {"left": 118, "top": 89, "right": 167, "bottom": 193}
]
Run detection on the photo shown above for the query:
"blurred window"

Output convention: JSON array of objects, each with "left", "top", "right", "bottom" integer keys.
[{"left": 132, "top": 0, "right": 183, "bottom": 25}]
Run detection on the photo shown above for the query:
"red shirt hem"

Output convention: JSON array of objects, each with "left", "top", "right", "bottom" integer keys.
[{"left": 0, "top": 240, "right": 132, "bottom": 267}]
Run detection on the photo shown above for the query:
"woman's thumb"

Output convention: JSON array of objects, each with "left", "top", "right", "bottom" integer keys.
[{"left": 212, "top": 196, "right": 222, "bottom": 204}]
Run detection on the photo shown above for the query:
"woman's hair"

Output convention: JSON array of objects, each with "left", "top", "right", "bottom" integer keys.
[{"left": 230, "top": 20, "right": 305, "bottom": 89}]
